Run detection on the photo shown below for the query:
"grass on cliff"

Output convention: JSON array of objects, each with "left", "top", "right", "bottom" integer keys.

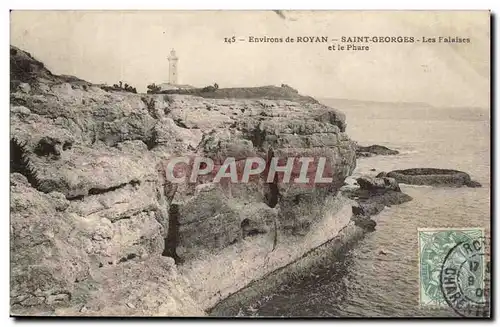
[{"left": 162, "top": 86, "right": 319, "bottom": 104}]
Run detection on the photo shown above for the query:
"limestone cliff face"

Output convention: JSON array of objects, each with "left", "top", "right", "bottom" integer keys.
[{"left": 10, "top": 46, "right": 356, "bottom": 315}]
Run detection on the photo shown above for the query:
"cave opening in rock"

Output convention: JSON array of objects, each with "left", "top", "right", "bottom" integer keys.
[
  {"left": 162, "top": 203, "right": 182, "bottom": 264},
  {"left": 33, "top": 137, "right": 62, "bottom": 157},
  {"left": 265, "top": 149, "right": 280, "bottom": 208}
]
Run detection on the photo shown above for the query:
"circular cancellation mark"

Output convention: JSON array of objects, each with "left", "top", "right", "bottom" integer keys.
[{"left": 439, "top": 237, "right": 490, "bottom": 317}]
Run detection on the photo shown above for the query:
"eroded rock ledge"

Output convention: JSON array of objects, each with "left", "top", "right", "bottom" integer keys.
[{"left": 10, "top": 46, "right": 358, "bottom": 316}]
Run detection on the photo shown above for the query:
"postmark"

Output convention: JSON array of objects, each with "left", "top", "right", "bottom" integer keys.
[
  {"left": 440, "top": 236, "right": 490, "bottom": 317},
  {"left": 418, "top": 228, "right": 485, "bottom": 308}
]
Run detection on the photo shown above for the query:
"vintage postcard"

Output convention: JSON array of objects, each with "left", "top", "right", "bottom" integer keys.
[{"left": 10, "top": 10, "right": 491, "bottom": 318}]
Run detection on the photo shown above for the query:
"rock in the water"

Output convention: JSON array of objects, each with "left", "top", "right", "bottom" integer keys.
[
  {"left": 352, "top": 201, "right": 386, "bottom": 217},
  {"left": 356, "top": 176, "right": 401, "bottom": 192},
  {"left": 356, "top": 144, "right": 399, "bottom": 158},
  {"left": 345, "top": 174, "right": 412, "bottom": 228},
  {"left": 351, "top": 215, "right": 377, "bottom": 232},
  {"left": 383, "top": 168, "right": 481, "bottom": 188},
  {"left": 465, "top": 180, "right": 482, "bottom": 188}
]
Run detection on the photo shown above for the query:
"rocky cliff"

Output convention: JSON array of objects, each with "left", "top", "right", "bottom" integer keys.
[{"left": 10, "top": 46, "right": 357, "bottom": 316}]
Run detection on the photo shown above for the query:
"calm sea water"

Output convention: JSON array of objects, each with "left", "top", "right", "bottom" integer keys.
[{"left": 240, "top": 103, "right": 491, "bottom": 317}]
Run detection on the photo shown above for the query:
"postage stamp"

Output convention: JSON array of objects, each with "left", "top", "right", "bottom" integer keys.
[{"left": 418, "top": 228, "right": 486, "bottom": 311}]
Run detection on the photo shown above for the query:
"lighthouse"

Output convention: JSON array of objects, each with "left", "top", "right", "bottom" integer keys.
[{"left": 168, "top": 49, "right": 178, "bottom": 85}]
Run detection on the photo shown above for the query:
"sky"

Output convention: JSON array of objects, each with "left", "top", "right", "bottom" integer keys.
[{"left": 10, "top": 10, "right": 490, "bottom": 107}]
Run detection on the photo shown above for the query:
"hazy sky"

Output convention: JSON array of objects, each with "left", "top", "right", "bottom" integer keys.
[{"left": 11, "top": 10, "right": 490, "bottom": 107}]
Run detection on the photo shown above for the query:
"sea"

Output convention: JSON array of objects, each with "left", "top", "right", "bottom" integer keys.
[{"left": 233, "top": 100, "right": 491, "bottom": 317}]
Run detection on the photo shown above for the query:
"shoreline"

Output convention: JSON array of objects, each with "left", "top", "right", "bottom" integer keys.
[
  {"left": 200, "top": 174, "right": 413, "bottom": 316},
  {"left": 208, "top": 222, "right": 365, "bottom": 316}
]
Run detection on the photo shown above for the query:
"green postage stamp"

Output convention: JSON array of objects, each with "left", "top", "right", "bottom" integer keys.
[{"left": 418, "top": 228, "right": 488, "bottom": 313}]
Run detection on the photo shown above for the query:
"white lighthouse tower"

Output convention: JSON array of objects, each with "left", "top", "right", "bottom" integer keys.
[{"left": 168, "top": 48, "right": 178, "bottom": 85}]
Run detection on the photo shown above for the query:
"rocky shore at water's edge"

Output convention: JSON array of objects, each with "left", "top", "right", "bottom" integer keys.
[
  {"left": 209, "top": 175, "right": 412, "bottom": 316},
  {"left": 10, "top": 45, "right": 411, "bottom": 316}
]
